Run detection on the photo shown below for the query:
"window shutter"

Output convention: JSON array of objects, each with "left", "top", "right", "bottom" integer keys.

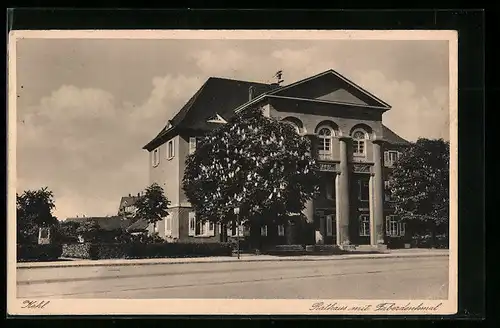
[
  {"left": 218, "top": 223, "right": 221, "bottom": 234},
  {"left": 261, "top": 225, "right": 268, "bottom": 236},
  {"left": 326, "top": 215, "right": 333, "bottom": 236},
  {"left": 401, "top": 222, "right": 406, "bottom": 236},
  {"left": 189, "top": 137, "right": 197, "bottom": 155},
  {"left": 188, "top": 212, "right": 196, "bottom": 236},
  {"left": 384, "top": 151, "right": 389, "bottom": 165},
  {"left": 165, "top": 215, "right": 172, "bottom": 236},
  {"left": 278, "top": 225, "right": 285, "bottom": 236}
]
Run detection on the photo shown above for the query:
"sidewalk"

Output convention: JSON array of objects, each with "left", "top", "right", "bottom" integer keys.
[{"left": 17, "top": 249, "right": 449, "bottom": 269}]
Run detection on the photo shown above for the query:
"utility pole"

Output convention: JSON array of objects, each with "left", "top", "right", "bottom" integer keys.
[{"left": 234, "top": 207, "right": 240, "bottom": 259}]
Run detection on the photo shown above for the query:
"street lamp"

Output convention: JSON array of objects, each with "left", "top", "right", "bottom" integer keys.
[{"left": 233, "top": 207, "right": 240, "bottom": 259}]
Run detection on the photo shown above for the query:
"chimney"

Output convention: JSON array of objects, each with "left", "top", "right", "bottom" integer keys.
[
  {"left": 128, "top": 193, "right": 131, "bottom": 197},
  {"left": 137, "top": 193, "right": 140, "bottom": 197},
  {"left": 248, "top": 86, "right": 255, "bottom": 101}
]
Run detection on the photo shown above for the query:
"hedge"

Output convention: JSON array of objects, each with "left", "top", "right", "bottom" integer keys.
[
  {"left": 17, "top": 244, "right": 63, "bottom": 262},
  {"left": 62, "top": 242, "right": 233, "bottom": 260}
]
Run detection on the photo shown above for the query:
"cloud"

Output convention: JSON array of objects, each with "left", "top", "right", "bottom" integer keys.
[
  {"left": 191, "top": 47, "right": 337, "bottom": 84},
  {"left": 17, "top": 74, "right": 204, "bottom": 219}
]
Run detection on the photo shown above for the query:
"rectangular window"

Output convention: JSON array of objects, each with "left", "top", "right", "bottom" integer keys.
[
  {"left": 196, "top": 219, "right": 206, "bottom": 236},
  {"left": 227, "top": 221, "right": 244, "bottom": 237},
  {"left": 152, "top": 148, "right": 160, "bottom": 167},
  {"left": 386, "top": 215, "right": 405, "bottom": 237},
  {"left": 359, "top": 214, "right": 370, "bottom": 236},
  {"left": 359, "top": 179, "right": 370, "bottom": 201},
  {"left": 384, "top": 151, "right": 400, "bottom": 167},
  {"left": 189, "top": 137, "right": 197, "bottom": 155},
  {"left": 353, "top": 140, "right": 365, "bottom": 156},
  {"left": 208, "top": 221, "right": 215, "bottom": 236},
  {"left": 326, "top": 215, "right": 333, "bottom": 236},
  {"left": 188, "top": 212, "right": 196, "bottom": 236},
  {"left": 261, "top": 225, "right": 268, "bottom": 236},
  {"left": 165, "top": 214, "right": 172, "bottom": 237},
  {"left": 277, "top": 224, "right": 285, "bottom": 236},
  {"left": 167, "top": 140, "right": 175, "bottom": 159}
]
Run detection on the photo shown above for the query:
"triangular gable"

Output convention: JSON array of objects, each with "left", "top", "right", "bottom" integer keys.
[
  {"left": 207, "top": 113, "right": 228, "bottom": 124},
  {"left": 268, "top": 69, "right": 391, "bottom": 109}
]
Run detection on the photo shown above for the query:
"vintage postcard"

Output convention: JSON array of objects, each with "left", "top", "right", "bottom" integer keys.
[{"left": 7, "top": 30, "right": 458, "bottom": 316}]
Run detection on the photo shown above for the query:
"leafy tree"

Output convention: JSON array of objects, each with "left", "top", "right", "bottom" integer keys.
[
  {"left": 133, "top": 183, "right": 170, "bottom": 232},
  {"left": 389, "top": 138, "right": 450, "bottom": 242},
  {"left": 54, "top": 220, "right": 80, "bottom": 243},
  {"left": 17, "top": 187, "right": 58, "bottom": 244},
  {"left": 182, "top": 107, "right": 320, "bottom": 230},
  {"left": 76, "top": 220, "right": 103, "bottom": 242}
]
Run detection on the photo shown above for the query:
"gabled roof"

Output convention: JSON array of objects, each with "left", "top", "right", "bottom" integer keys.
[
  {"left": 234, "top": 69, "right": 392, "bottom": 113},
  {"left": 143, "top": 70, "right": 405, "bottom": 151},
  {"left": 126, "top": 218, "right": 150, "bottom": 232},
  {"left": 143, "top": 77, "right": 273, "bottom": 151},
  {"left": 119, "top": 196, "right": 139, "bottom": 209},
  {"left": 267, "top": 69, "right": 391, "bottom": 108},
  {"left": 383, "top": 125, "right": 411, "bottom": 146}
]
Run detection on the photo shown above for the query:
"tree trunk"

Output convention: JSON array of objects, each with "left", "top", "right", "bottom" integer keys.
[
  {"left": 429, "top": 221, "right": 437, "bottom": 248},
  {"left": 285, "top": 221, "right": 294, "bottom": 245}
]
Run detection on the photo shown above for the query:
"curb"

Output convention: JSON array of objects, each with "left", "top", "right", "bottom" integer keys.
[{"left": 17, "top": 252, "right": 449, "bottom": 270}]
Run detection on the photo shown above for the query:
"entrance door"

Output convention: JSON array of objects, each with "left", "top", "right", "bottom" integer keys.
[
  {"left": 350, "top": 173, "right": 371, "bottom": 244},
  {"left": 316, "top": 208, "right": 336, "bottom": 244}
]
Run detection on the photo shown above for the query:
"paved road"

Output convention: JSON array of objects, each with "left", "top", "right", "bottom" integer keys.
[{"left": 17, "top": 256, "right": 449, "bottom": 299}]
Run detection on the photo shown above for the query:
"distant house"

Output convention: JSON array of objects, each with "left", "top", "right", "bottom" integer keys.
[{"left": 117, "top": 193, "right": 141, "bottom": 217}]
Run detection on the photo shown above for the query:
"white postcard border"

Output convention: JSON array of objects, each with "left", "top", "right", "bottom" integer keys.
[{"left": 7, "top": 29, "right": 458, "bottom": 316}]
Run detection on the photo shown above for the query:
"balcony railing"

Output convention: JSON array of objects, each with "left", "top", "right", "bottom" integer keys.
[{"left": 317, "top": 152, "right": 334, "bottom": 161}]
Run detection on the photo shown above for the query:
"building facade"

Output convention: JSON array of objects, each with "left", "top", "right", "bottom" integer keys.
[{"left": 142, "top": 70, "right": 410, "bottom": 248}]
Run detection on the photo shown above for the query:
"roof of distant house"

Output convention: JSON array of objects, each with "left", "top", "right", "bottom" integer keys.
[
  {"left": 119, "top": 195, "right": 140, "bottom": 208},
  {"left": 125, "top": 218, "right": 150, "bottom": 232},
  {"left": 383, "top": 125, "right": 411, "bottom": 146},
  {"left": 65, "top": 216, "right": 132, "bottom": 231}
]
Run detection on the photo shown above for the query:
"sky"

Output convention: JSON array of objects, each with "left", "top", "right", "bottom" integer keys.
[{"left": 15, "top": 37, "right": 450, "bottom": 219}]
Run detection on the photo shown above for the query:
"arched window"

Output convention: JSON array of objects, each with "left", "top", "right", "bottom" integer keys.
[
  {"left": 352, "top": 129, "right": 368, "bottom": 156},
  {"left": 281, "top": 117, "right": 303, "bottom": 134},
  {"left": 318, "top": 126, "right": 334, "bottom": 160}
]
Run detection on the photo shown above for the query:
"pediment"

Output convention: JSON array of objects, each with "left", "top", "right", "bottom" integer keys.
[
  {"left": 207, "top": 113, "right": 228, "bottom": 124},
  {"left": 269, "top": 70, "right": 390, "bottom": 109}
]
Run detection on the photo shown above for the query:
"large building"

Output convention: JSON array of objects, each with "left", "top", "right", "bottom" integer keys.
[{"left": 142, "top": 69, "right": 411, "bottom": 249}]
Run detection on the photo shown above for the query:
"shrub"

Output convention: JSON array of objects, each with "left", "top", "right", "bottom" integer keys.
[
  {"left": 17, "top": 244, "right": 62, "bottom": 262},
  {"left": 61, "top": 242, "right": 233, "bottom": 260},
  {"left": 62, "top": 243, "right": 93, "bottom": 259}
]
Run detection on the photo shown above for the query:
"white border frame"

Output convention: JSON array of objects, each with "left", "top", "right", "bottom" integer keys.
[{"left": 7, "top": 29, "right": 458, "bottom": 316}]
